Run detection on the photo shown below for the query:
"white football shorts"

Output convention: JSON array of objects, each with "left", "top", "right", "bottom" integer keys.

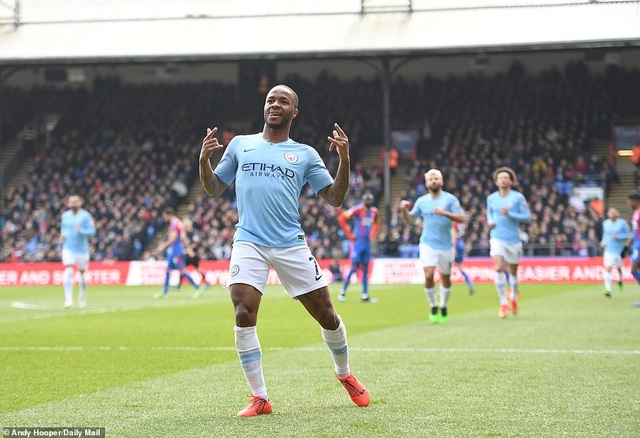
[
  {"left": 489, "top": 239, "right": 523, "bottom": 265},
  {"left": 227, "top": 241, "right": 328, "bottom": 298},
  {"left": 603, "top": 251, "right": 623, "bottom": 268},
  {"left": 419, "top": 243, "right": 453, "bottom": 275},
  {"left": 61, "top": 249, "right": 90, "bottom": 270}
]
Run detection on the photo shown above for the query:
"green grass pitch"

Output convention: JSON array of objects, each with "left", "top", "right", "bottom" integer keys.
[{"left": 1, "top": 282, "right": 639, "bottom": 437}]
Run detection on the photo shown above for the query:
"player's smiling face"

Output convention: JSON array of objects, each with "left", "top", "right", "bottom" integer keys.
[{"left": 264, "top": 87, "right": 298, "bottom": 130}]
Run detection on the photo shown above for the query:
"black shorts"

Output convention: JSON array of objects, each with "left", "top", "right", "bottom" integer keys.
[{"left": 185, "top": 254, "right": 200, "bottom": 268}]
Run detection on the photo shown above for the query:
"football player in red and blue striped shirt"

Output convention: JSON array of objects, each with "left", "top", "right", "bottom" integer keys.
[{"left": 338, "top": 193, "right": 380, "bottom": 303}]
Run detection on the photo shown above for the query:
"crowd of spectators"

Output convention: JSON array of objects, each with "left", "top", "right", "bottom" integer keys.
[
  {"left": 1, "top": 77, "right": 237, "bottom": 262},
  {"left": 1, "top": 61, "right": 639, "bottom": 262},
  {"left": 386, "top": 151, "right": 609, "bottom": 258},
  {"left": 378, "top": 62, "right": 634, "bottom": 258}
]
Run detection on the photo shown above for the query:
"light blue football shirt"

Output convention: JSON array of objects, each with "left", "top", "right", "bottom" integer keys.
[
  {"left": 486, "top": 190, "right": 531, "bottom": 244},
  {"left": 409, "top": 191, "right": 463, "bottom": 249},
  {"left": 61, "top": 209, "right": 96, "bottom": 253},
  {"left": 602, "top": 218, "right": 631, "bottom": 255},
  {"left": 214, "top": 133, "right": 334, "bottom": 248}
]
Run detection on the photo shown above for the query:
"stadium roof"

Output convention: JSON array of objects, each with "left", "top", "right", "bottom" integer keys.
[{"left": 0, "top": 0, "right": 639, "bottom": 66}]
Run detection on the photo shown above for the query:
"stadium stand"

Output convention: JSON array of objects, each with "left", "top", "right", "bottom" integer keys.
[
  {"left": 388, "top": 62, "right": 636, "bottom": 257},
  {"left": 171, "top": 63, "right": 637, "bottom": 260},
  {"left": 1, "top": 62, "right": 639, "bottom": 261}
]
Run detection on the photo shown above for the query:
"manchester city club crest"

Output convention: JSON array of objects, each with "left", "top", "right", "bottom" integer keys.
[
  {"left": 230, "top": 265, "right": 240, "bottom": 276},
  {"left": 284, "top": 152, "right": 298, "bottom": 164}
]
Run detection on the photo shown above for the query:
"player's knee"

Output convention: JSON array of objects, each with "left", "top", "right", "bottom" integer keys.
[
  {"left": 234, "top": 304, "right": 258, "bottom": 326},
  {"left": 318, "top": 308, "right": 340, "bottom": 330}
]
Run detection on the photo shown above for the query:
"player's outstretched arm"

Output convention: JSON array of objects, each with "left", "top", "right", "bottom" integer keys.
[
  {"left": 319, "top": 123, "right": 350, "bottom": 207},
  {"left": 199, "top": 127, "right": 227, "bottom": 198}
]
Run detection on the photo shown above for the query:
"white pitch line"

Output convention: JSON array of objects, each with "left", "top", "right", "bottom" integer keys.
[
  {"left": 5, "top": 301, "right": 205, "bottom": 323},
  {"left": 11, "top": 301, "right": 61, "bottom": 310},
  {"left": 0, "top": 346, "right": 638, "bottom": 355}
]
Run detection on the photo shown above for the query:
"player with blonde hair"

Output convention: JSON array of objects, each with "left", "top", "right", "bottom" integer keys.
[{"left": 400, "top": 169, "right": 465, "bottom": 324}]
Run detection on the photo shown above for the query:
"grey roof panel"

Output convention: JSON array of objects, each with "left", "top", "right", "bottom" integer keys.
[{"left": 0, "top": 0, "right": 638, "bottom": 64}]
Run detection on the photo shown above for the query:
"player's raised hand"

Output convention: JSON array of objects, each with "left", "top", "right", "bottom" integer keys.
[
  {"left": 327, "top": 123, "right": 350, "bottom": 160},
  {"left": 399, "top": 200, "right": 411, "bottom": 210},
  {"left": 200, "top": 127, "right": 224, "bottom": 162}
]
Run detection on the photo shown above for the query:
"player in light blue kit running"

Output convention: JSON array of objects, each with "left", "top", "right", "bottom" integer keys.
[
  {"left": 600, "top": 207, "right": 631, "bottom": 297},
  {"left": 60, "top": 195, "right": 96, "bottom": 308},
  {"left": 199, "top": 85, "right": 370, "bottom": 417},
  {"left": 399, "top": 169, "right": 465, "bottom": 324},
  {"left": 486, "top": 167, "right": 531, "bottom": 318}
]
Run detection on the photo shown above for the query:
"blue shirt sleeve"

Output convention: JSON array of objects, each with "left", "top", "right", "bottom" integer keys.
[
  {"left": 449, "top": 194, "right": 463, "bottom": 214},
  {"left": 80, "top": 212, "right": 96, "bottom": 237},
  {"left": 305, "top": 148, "right": 334, "bottom": 194},
  {"left": 617, "top": 221, "right": 632, "bottom": 241},
  {"left": 509, "top": 193, "right": 531, "bottom": 223},
  {"left": 409, "top": 197, "right": 423, "bottom": 218},
  {"left": 213, "top": 137, "right": 239, "bottom": 186}
]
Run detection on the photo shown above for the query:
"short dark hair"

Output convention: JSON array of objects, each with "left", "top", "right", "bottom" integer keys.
[
  {"left": 628, "top": 192, "right": 640, "bottom": 201},
  {"left": 270, "top": 84, "right": 299, "bottom": 109},
  {"left": 493, "top": 166, "right": 517, "bottom": 184},
  {"left": 163, "top": 207, "right": 176, "bottom": 216}
]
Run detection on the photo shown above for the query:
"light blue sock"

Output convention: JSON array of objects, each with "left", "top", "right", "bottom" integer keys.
[
  {"left": 321, "top": 319, "right": 350, "bottom": 378},
  {"left": 64, "top": 267, "right": 74, "bottom": 303},
  {"left": 235, "top": 326, "right": 267, "bottom": 399},
  {"left": 495, "top": 271, "right": 508, "bottom": 305}
]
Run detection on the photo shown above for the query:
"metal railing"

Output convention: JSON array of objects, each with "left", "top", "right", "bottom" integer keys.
[{"left": 0, "top": 142, "right": 25, "bottom": 205}]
